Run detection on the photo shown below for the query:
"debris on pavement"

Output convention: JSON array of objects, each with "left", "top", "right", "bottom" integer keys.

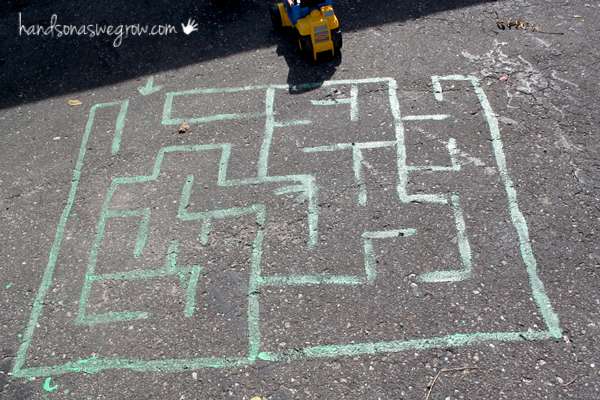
[
  {"left": 496, "top": 17, "right": 536, "bottom": 31},
  {"left": 424, "top": 367, "right": 479, "bottom": 400},
  {"left": 494, "top": 12, "right": 564, "bottom": 35},
  {"left": 67, "top": 99, "right": 82, "bottom": 106},
  {"left": 178, "top": 121, "right": 191, "bottom": 134}
]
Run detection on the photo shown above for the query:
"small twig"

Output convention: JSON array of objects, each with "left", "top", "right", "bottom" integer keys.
[
  {"left": 424, "top": 367, "right": 479, "bottom": 400},
  {"left": 562, "top": 376, "right": 578, "bottom": 387},
  {"left": 424, "top": 369, "right": 443, "bottom": 400},
  {"left": 534, "top": 30, "right": 565, "bottom": 35}
]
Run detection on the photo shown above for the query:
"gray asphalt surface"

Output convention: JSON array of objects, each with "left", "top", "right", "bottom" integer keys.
[{"left": 1, "top": 0, "right": 599, "bottom": 399}]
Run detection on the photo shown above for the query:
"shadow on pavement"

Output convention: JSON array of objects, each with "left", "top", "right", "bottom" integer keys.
[
  {"left": 0, "top": 0, "right": 496, "bottom": 109},
  {"left": 274, "top": 28, "right": 340, "bottom": 94}
]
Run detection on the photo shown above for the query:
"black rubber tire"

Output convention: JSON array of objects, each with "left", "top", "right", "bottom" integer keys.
[
  {"left": 332, "top": 28, "right": 343, "bottom": 53},
  {"left": 298, "top": 34, "right": 314, "bottom": 62},
  {"left": 270, "top": 4, "right": 282, "bottom": 30},
  {"left": 210, "top": 0, "right": 241, "bottom": 7}
]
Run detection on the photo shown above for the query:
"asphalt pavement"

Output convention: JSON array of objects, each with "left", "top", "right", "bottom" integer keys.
[{"left": 1, "top": 0, "right": 599, "bottom": 399}]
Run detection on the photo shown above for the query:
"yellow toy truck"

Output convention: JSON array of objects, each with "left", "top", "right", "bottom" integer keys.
[{"left": 270, "top": 0, "right": 342, "bottom": 62}]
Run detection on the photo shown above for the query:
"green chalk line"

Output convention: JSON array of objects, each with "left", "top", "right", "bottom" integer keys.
[
  {"left": 111, "top": 100, "right": 129, "bottom": 155},
  {"left": 260, "top": 228, "right": 415, "bottom": 287},
  {"left": 431, "top": 75, "right": 561, "bottom": 337},
  {"left": 42, "top": 377, "right": 58, "bottom": 393},
  {"left": 258, "top": 329, "right": 554, "bottom": 362},
  {"left": 260, "top": 275, "right": 364, "bottom": 286},
  {"left": 77, "top": 239, "right": 203, "bottom": 324},
  {"left": 406, "top": 138, "right": 461, "bottom": 172},
  {"left": 77, "top": 311, "right": 149, "bottom": 326},
  {"left": 302, "top": 141, "right": 396, "bottom": 206},
  {"left": 161, "top": 84, "right": 270, "bottom": 126},
  {"left": 199, "top": 219, "right": 212, "bottom": 245},
  {"left": 362, "top": 228, "right": 416, "bottom": 239},
  {"left": 401, "top": 114, "right": 450, "bottom": 121},
  {"left": 13, "top": 76, "right": 561, "bottom": 379},
  {"left": 311, "top": 98, "right": 351, "bottom": 106},
  {"left": 310, "top": 84, "right": 358, "bottom": 121},
  {"left": 272, "top": 184, "right": 306, "bottom": 196},
  {"left": 12, "top": 101, "right": 132, "bottom": 376},
  {"left": 105, "top": 208, "right": 150, "bottom": 258},
  {"left": 15, "top": 355, "right": 252, "bottom": 378},
  {"left": 258, "top": 87, "right": 277, "bottom": 178},
  {"left": 418, "top": 193, "right": 472, "bottom": 283}
]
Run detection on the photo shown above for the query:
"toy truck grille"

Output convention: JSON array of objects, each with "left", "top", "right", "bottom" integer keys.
[{"left": 314, "top": 25, "right": 330, "bottom": 42}]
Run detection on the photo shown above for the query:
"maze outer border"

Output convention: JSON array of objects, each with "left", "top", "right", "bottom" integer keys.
[{"left": 12, "top": 75, "right": 561, "bottom": 378}]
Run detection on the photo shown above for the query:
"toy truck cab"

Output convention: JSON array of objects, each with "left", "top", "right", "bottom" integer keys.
[{"left": 271, "top": 0, "right": 342, "bottom": 62}]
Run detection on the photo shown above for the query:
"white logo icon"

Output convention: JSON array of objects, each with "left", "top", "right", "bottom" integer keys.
[{"left": 181, "top": 18, "right": 198, "bottom": 35}]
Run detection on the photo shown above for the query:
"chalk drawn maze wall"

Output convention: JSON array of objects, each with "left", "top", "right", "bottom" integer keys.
[{"left": 13, "top": 76, "right": 561, "bottom": 378}]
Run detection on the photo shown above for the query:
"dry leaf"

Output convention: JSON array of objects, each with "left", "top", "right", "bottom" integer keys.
[
  {"left": 67, "top": 99, "right": 82, "bottom": 106},
  {"left": 178, "top": 121, "right": 191, "bottom": 134},
  {"left": 495, "top": 15, "right": 554, "bottom": 34}
]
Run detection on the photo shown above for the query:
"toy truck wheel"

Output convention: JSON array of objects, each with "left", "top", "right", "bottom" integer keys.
[
  {"left": 270, "top": 4, "right": 282, "bottom": 30},
  {"left": 332, "top": 28, "right": 342, "bottom": 53},
  {"left": 298, "top": 34, "right": 314, "bottom": 62}
]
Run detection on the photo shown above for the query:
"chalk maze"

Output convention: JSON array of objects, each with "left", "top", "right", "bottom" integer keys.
[{"left": 13, "top": 76, "right": 561, "bottom": 378}]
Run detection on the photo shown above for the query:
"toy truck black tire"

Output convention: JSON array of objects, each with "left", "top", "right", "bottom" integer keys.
[
  {"left": 332, "top": 28, "right": 342, "bottom": 52},
  {"left": 270, "top": 4, "right": 282, "bottom": 30},
  {"left": 297, "top": 34, "right": 314, "bottom": 62}
]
